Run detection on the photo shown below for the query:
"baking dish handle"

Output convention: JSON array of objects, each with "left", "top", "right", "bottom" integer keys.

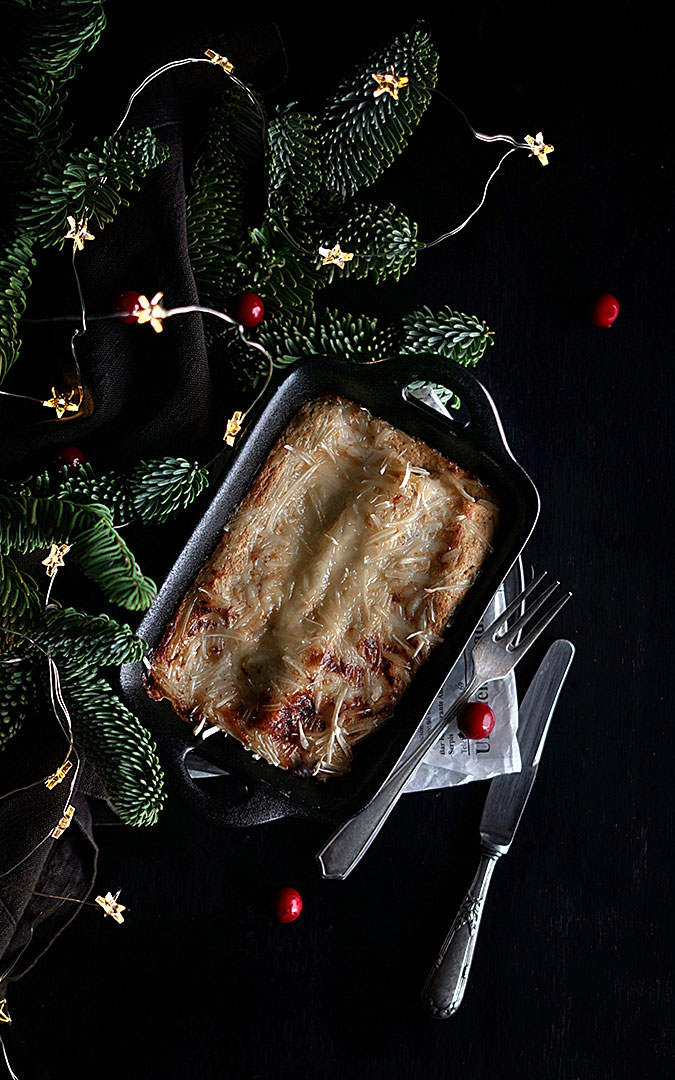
[
  {"left": 391, "top": 355, "right": 517, "bottom": 463},
  {"left": 170, "top": 744, "right": 309, "bottom": 827}
]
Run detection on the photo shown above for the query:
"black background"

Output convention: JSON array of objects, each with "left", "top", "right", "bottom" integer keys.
[{"left": 3, "top": 3, "right": 673, "bottom": 1078}]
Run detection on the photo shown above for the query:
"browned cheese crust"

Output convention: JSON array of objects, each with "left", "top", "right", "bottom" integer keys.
[{"left": 146, "top": 395, "right": 499, "bottom": 777}]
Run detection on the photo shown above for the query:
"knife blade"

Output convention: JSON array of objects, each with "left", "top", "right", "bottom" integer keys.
[
  {"left": 479, "top": 637, "right": 575, "bottom": 853},
  {"left": 422, "top": 638, "right": 575, "bottom": 1018}
]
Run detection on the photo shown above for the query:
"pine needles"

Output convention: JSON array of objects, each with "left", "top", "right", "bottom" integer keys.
[{"left": 1, "top": 15, "right": 498, "bottom": 828}]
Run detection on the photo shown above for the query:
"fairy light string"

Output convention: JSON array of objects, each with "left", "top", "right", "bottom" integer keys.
[
  {"left": 116, "top": 294, "right": 274, "bottom": 442},
  {"left": 31, "top": 888, "right": 127, "bottom": 923},
  {"left": 0, "top": 537, "right": 82, "bottom": 875},
  {"left": 0, "top": 43, "right": 553, "bottom": 427}
]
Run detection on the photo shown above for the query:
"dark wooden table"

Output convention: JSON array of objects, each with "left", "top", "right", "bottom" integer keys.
[{"left": 5, "top": 5, "right": 672, "bottom": 1078}]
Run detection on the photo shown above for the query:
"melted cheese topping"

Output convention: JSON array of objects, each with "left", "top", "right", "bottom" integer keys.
[{"left": 147, "top": 396, "right": 499, "bottom": 777}]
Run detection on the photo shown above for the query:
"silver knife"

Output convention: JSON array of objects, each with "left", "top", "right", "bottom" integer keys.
[{"left": 422, "top": 638, "right": 575, "bottom": 1019}]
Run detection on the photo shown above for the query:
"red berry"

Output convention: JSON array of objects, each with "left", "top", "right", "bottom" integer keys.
[
  {"left": 590, "top": 292, "right": 620, "bottom": 328},
  {"left": 458, "top": 701, "right": 495, "bottom": 739},
  {"left": 273, "top": 886, "right": 303, "bottom": 923},
  {"left": 112, "top": 290, "right": 143, "bottom": 324},
  {"left": 230, "top": 291, "right": 264, "bottom": 328},
  {"left": 50, "top": 445, "right": 86, "bottom": 470}
]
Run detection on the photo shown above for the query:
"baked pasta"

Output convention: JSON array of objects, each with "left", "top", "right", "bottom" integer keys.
[{"left": 146, "top": 395, "right": 499, "bottom": 777}]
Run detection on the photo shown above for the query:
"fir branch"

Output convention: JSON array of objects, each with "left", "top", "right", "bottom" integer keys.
[
  {"left": 218, "top": 83, "right": 267, "bottom": 165},
  {"left": 126, "top": 458, "right": 210, "bottom": 526},
  {"left": 236, "top": 212, "right": 326, "bottom": 318},
  {"left": 401, "top": 307, "right": 495, "bottom": 407},
  {"left": 0, "top": 491, "right": 156, "bottom": 611},
  {"left": 32, "top": 607, "right": 146, "bottom": 668},
  {"left": 21, "top": 457, "right": 210, "bottom": 528},
  {"left": 10, "top": 1, "right": 107, "bottom": 76},
  {"left": 257, "top": 307, "right": 397, "bottom": 367},
  {"left": 70, "top": 504, "right": 157, "bottom": 611},
  {"left": 0, "top": 555, "right": 42, "bottom": 637},
  {"left": 267, "top": 105, "right": 323, "bottom": 213},
  {"left": 60, "top": 666, "right": 165, "bottom": 827},
  {"left": 0, "top": 234, "right": 37, "bottom": 383},
  {"left": 186, "top": 87, "right": 266, "bottom": 309},
  {"left": 320, "top": 23, "right": 439, "bottom": 197},
  {"left": 49, "top": 462, "right": 132, "bottom": 518},
  {"left": 312, "top": 200, "right": 419, "bottom": 284},
  {"left": 187, "top": 107, "right": 249, "bottom": 306},
  {"left": 0, "top": 0, "right": 107, "bottom": 197},
  {"left": 0, "top": 654, "right": 41, "bottom": 750},
  {"left": 17, "top": 127, "right": 170, "bottom": 248},
  {"left": 400, "top": 306, "right": 495, "bottom": 365}
]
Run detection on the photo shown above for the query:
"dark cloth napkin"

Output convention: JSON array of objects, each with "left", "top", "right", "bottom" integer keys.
[{"left": 0, "top": 19, "right": 285, "bottom": 995}]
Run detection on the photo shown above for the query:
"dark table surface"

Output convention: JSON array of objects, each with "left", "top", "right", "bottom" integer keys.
[{"left": 4, "top": 4, "right": 673, "bottom": 1078}]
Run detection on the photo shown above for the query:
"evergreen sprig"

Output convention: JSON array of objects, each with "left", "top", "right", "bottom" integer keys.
[
  {"left": 186, "top": 88, "right": 265, "bottom": 309},
  {"left": 312, "top": 200, "right": 419, "bottom": 284},
  {"left": 320, "top": 23, "right": 439, "bottom": 197},
  {"left": 127, "top": 458, "right": 210, "bottom": 525},
  {"left": 0, "top": 555, "right": 42, "bottom": 638},
  {"left": 23, "top": 456, "right": 211, "bottom": 527},
  {"left": 255, "top": 305, "right": 494, "bottom": 378},
  {"left": 245, "top": 214, "right": 326, "bottom": 316},
  {"left": 0, "top": 491, "right": 156, "bottom": 611},
  {"left": 0, "top": 654, "right": 42, "bottom": 750},
  {"left": 0, "top": 234, "right": 37, "bottom": 382},
  {"left": 60, "top": 664, "right": 165, "bottom": 827},
  {"left": 400, "top": 306, "right": 495, "bottom": 365},
  {"left": 32, "top": 607, "right": 145, "bottom": 668},
  {"left": 0, "top": 0, "right": 107, "bottom": 200},
  {"left": 0, "top": 17, "right": 502, "bottom": 832},
  {"left": 17, "top": 128, "right": 170, "bottom": 248},
  {"left": 257, "top": 307, "right": 397, "bottom": 367},
  {"left": 267, "top": 105, "right": 323, "bottom": 213}
]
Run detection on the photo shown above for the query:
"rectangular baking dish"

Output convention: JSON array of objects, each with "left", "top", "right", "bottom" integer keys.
[{"left": 119, "top": 355, "right": 539, "bottom": 827}]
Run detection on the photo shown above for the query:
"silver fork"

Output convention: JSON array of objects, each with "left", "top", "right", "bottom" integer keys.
[{"left": 316, "top": 572, "right": 572, "bottom": 880}]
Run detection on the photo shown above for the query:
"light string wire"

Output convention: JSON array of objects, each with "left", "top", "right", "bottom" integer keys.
[
  {"left": 67, "top": 244, "right": 86, "bottom": 405},
  {"left": 111, "top": 55, "right": 265, "bottom": 141},
  {"left": 0, "top": 53, "right": 271, "bottom": 435},
  {"left": 238, "top": 72, "right": 548, "bottom": 265},
  {"left": 0, "top": 50, "right": 550, "bottom": 418},
  {"left": 0, "top": 557, "right": 82, "bottom": 880}
]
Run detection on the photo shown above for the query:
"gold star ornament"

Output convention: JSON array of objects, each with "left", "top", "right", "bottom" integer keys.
[
  {"left": 41, "top": 543, "right": 71, "bottom": 578},
  {"left": 51, "top": 804, "right": 75, "bottom": 839},
  {"left": 0, "top": 998, "right": 10, "bottom": 1024},
  {"left": 371, "top": 65, "right": 409, "bottom": 103},
  {"left": 95, "top": 890, "right": 126, "bottom": 924},
  {"left": 224, "top": 410, "right": 244, "bottom": 446},
  {"left": 205, "top": 48, "right": 234, "bottom": 73},
  {"left": 525, "top": 132, "right": 554, "bottom": 165},
  {"left": 45, "top": 758, "right": 73, "bottom": 789},
  {"left": 319, "top": 244, "right": 354, "bottom": 270},
  {"left": 65, "top": 215, "right": 95, "bottom": 250},
  {"left": 136, "top": 291, "right": 168, "bottom": 333},
  {"left": 43, "top": 387, "right": 81, "bottom": 419}
]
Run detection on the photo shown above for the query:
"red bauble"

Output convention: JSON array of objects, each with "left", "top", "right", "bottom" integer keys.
[
  {"left": 458, "top": 701, "right": 496, "bottom": 740},
  {"left": 50, "top": 445, "right": 86, "bottom": 470},
  {"left": 230, "top": 291, "right": 264, "bottom": 328},
  {"left": 590, "top": 292, "right": 620, "bottom": 328},
  {"left": 112, "top": 290, "right": 143, "bottom": 324},
  {"left": 273, "top": 886, "right": 303, "bottom": 924}
]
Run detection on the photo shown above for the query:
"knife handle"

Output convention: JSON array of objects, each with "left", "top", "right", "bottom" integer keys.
[{"left": 422, "top": 848, "right": 500, "bottom": 1018}]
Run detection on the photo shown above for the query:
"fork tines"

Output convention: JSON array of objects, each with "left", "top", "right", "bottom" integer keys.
[{"left": 489, "top": 572, "right": 572, "bottom": 653}]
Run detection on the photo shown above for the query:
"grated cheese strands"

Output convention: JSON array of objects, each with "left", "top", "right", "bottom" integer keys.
[{"left": 147, "top": 396, "right": 499, "bottom": 778}]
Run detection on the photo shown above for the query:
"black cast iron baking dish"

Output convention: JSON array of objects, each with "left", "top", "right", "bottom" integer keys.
[{"left": 119, "top": 355, "right": 539, "bottom": 827}]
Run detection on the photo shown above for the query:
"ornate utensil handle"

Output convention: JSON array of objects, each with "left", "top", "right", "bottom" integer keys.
[{"left": 422, "top": 847, "right": 501, "bottom": 1018}]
